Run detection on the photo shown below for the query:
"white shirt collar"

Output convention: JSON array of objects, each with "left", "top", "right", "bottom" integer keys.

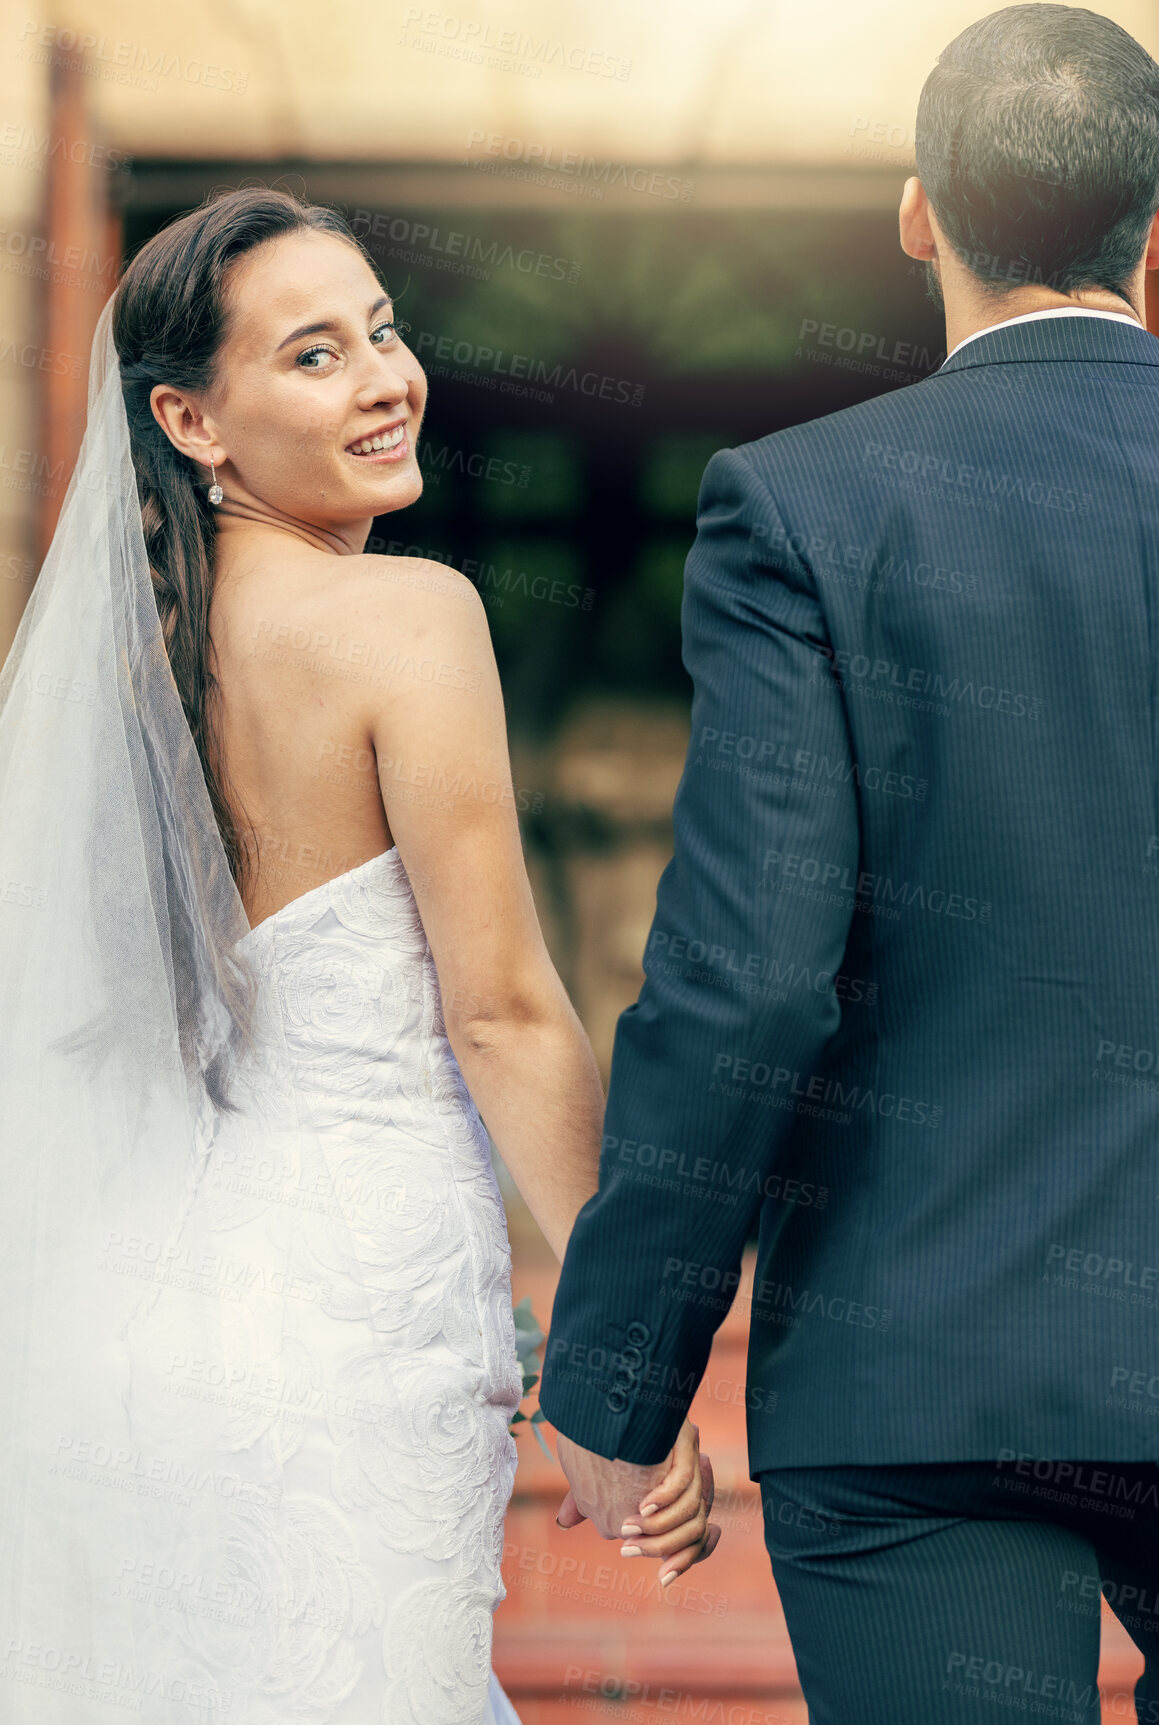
[{"left": 943, "top": 305, "right": 1145, "bottom": 363}]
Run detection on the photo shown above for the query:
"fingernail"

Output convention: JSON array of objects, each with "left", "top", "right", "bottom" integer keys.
[
  {"left": 660, "top": 1569, "right": 677, "bottom": 1585},
  {"left": 640, "top": 1502, "right": 659, "bottom": 1515},
  {"left": 620, "top": 1523, "right": 641, "bottom": 1537},
  {"left": 620, "top": 1544, "right": 643, "bottom": 1557}
]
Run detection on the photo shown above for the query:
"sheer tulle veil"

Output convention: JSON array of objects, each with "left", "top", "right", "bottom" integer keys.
[{"left": 0, "top": 287, "right": 276, "bottom": 1719}]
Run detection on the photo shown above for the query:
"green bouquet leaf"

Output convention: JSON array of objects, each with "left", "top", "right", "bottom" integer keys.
[{"left": 509, "top": 1295, "right": 555, "bottom": 1461}]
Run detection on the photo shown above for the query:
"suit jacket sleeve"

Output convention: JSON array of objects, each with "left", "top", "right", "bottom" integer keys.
[{"left": 536, "top": 444, "right": 862, "bottom": 1463}]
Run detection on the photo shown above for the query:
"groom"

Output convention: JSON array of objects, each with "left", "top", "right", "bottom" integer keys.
[{"left": 539, "top": 4, "right": 1159, "bottom": 1716}]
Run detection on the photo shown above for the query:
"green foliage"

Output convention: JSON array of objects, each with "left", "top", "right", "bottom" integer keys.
[
  {"left": 510, "top": 1294, "right": 554, "bottom": 1461},
  {"left": 634, "top": 539, "right": 694, "bottom": 629},
  {"left": 476, "top": 431, "right": 583, "bottom": 520},
  {"left": 472, "top": 536, "right": 586, "bottom": 649},
  {"left": 406, "top": 209, "right": 888, "bottom": 380},
  {"left": 639, "top": 433, "right": 727, "bottom": 517}
]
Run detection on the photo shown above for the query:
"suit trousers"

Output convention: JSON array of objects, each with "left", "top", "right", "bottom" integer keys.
[{"left": 756, "top": 1460, "right": 1159, "bottom": 1724}]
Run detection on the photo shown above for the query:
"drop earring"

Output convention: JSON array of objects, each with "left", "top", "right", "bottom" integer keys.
[{"left": 207, "top": 457, "right": 223, "bottom": 506}]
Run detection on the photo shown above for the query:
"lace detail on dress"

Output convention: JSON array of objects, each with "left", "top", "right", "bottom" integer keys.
[{"left": 118, "top": 849, "right": 522, "bottom": 1724}]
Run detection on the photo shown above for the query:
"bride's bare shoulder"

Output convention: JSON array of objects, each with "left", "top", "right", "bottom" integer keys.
[
  {"left": 333, "top": 552, "right": 492, "bottom": 661},
  {"left": 347, "top": 552, "right": 482, "bottom": 612},
  {"left": 217, "top": 549, "right": 488, "bottom": 669}
]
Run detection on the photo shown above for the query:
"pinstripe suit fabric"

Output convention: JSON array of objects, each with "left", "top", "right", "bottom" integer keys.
[{"left": 538, "top": 314, "right": 1159, "bottom": 1477}]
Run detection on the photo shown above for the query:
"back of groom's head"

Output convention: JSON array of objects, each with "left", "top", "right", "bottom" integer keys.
[{"left": 916, "top": 4, "right": 1159, "bottom": 299}]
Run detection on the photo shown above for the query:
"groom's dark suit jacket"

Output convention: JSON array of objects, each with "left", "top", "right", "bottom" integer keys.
[{"left": 537, "top": 312, "right": 1159, "bottom": 1472}]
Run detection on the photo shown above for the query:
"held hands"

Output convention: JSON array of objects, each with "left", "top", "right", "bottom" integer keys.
[{"left": 555, "top": 1418, "right": 721, "bottom": 1585}]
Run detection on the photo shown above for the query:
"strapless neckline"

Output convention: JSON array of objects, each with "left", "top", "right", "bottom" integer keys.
[{"left": 239, "top": 845, "right": 401, "bottom": 946}]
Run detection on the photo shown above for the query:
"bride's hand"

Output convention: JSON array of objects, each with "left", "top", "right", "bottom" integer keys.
[{"left": 619, "top": 1418, "right": 721, "bottom": 1584}]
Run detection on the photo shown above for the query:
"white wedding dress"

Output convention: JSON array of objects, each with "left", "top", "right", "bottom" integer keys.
[
  {"left": 106, "top": 845, "right": 525, "bottom": 1724},
  {"left": 0, "top": 292, "right": 525, "bottom": 1725}
]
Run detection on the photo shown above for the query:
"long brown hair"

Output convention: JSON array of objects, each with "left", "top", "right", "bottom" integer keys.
[{"left": 113, "top": 184, "right": 377, "bottom": 892}]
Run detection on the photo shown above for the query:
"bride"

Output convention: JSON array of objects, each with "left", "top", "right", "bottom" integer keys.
[{"left": 0, "top": 184, "right": 713, "bottom": 1724}]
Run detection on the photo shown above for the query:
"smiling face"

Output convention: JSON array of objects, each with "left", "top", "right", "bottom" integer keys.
[{"left": 158, "top": 226, "right": 428, "bottom": 546}]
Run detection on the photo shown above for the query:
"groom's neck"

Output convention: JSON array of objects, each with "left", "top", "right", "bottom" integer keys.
[{"left": 941, "top": 276, "right": 1146, "bottom": 357}]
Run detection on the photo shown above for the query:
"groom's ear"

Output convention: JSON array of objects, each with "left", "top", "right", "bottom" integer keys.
[
  {"left": 1142, "top": 209, "right": 1159, "bottom": 273},
  {"left": 899, "top": 176, "right": 937, "bottom": 263}
]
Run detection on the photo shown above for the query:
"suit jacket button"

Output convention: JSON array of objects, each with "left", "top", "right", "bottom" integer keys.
[
  {"left": 606, "top": 1387, "right": 629, "bottom": 1413},
  {"left": 626, "top": 1322, "right": 650, "bottom": 1346},
  {"left": 619, "top": 1346, "right": 644, "bottom": 1371}
]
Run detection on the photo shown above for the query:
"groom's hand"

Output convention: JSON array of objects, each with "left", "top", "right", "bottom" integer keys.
[{"left": 554, "top": 1418, "right": 721, "bottom": 1582}]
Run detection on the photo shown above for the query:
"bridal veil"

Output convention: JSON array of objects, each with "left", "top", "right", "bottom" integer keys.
[{"left": 0, "top": 288, "right": 356, "bottom": 1720}]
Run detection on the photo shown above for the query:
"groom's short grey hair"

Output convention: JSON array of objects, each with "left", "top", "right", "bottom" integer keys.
[{"left": 916, "top": 3, "right": 1159, "bottom": 298}]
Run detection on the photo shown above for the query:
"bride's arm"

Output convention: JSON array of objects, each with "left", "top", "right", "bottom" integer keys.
[
  {"left": 355, "top": 556, "right": 605, "bottom": 1261},
  {"left": 352, "top": 555, "right": 718, "bottom": 1567}
]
